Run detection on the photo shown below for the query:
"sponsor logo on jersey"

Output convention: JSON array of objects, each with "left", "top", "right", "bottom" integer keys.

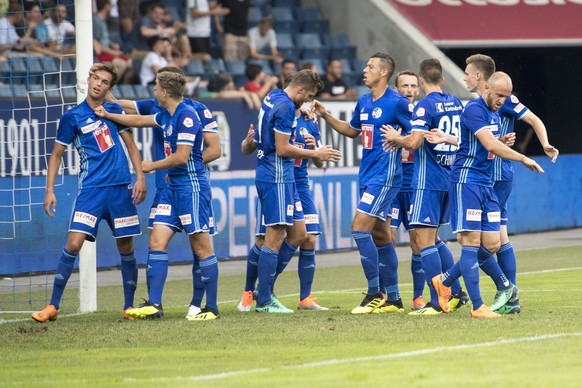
[
  {"left": 304, "top": 214, "right": 319, "bottom": 224},
  {"left": 164, "top": 141, "right": 172, "bottom": 158},
  {"left": 360, "top": 113, "right": 369, "bottom": 120},
  {"left": 361, "top": 192, "right": 375, "bottom": 205},
  {"left": 183, "top": 117, "right": 194, "bottom": 128},
  {"left": 416, "top": 107, "right": 426, "bottom": 117},
  {"left": 361, "top": 124, "right": 374, "bottom": 149},
  {"left": 204, "top": 121, "right": 218, "bottom": 129},
  {"left": 81, "top": 120, "right": 102, "bottom": 134},
  {"left": 436, "top": 103, "right": 444, "bottom": 112},
  {"left": 514, "top": 103, "right": 525, "bottom": 113},
  {"left": 372, "top": 107, "right": 382, "bottom": 118},
  {"left": 487, "top": 211, "right": 501, "bottom": 223},
  {"left": 86, "top": 118, "right": 94, "bottom": 124},
  {"left": 178, "top": 132, "right": 196, "bottom": 141},
  {"left": 149, "top": 207, "right": 157, "bottom": 219},
  {"left": 93, "top": 123, "right": 115, "bottom": 152},
  {"left": 166, "top": 124, "right": 173, "bottom": 137},
  {"left": 391, "top": 208, "right": 399, "bottom": 218},
  {"left": 156, "top": 204, "right": 172, "bottom": 216},
  {"left": 209, "top": 217, "right": 214, "bottom": 228},
  {"left": 179, "top": 214, "right": 192, "bottom": 225},
  {"left": 287, "top": 204, "right": 294, "bottom": 216},
  {"left": 73, "top": 211, "right": 97, "bottom": 228},
  {"left": 466, "top": 209, "right": 482, "bottom": 221},
  {"left": 114, "top": 215, "right": 139, "bottom": 229},
  {"left": 257, "top": 150, "right": 264, "bottom": 159},
  {"left": 295, "top": 201, "right": 303, "bottom": 212}
]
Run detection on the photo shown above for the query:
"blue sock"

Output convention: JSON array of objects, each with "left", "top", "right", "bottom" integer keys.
[
  {"left": 147, "top": 250, "right": 168, "bottom": 306},
  {"left": 352, "top": 231, "right": 379, "bottom": 295},
  {"left": 274, "top": 241, "right": 297, "bottom": 285},
  {"left": 298, "top": 249, "right": 316, "bottom": 301},
  {"left": 497, "top": 242, "right": 517, "bottom": 285},
  {"left": 50, "top": 249, "right": 77, "bottom": 310},
  {"left": 257, "top": 246, "right": 278, "bottom": 306},
  {"left": 190, "top": 254, "right": 205, "bottom": 307},
  {"left": 442, "top": 261, "right": 462, "bottom": 288},
  {"left": 120, "top": 252, "right": 138, "bottom": 310},
  {"left": 420, "top": 245, "right": 442, "bottom": 309},
  {"left": 478, "top": 246, "right": 511, "bottom": 291},
  {"left": 244, "top": 244, "right": 260, "bottom": 292},
  {"left": 199, "top": 256, "right": 219, "bottom": 311},
  {"left": 411, "top": 254, "right": 424, "bottom": 300},
  {"left": 459, "top": 246, "right": 483, "bottom": 310},
  {"left": 436, "top": 240, "right": 462, "bottom": 295},
  {"left": 378, "top": 242, "right": 400, "bottom": 301}
]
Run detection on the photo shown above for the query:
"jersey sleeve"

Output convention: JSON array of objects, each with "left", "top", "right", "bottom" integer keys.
[
  {"left": 272, "top": 102, "right": 295, "bottom": 136},
  {"left": 176, "top": 111, "right": 202, "bottom": 146},
  {"left": 464, "top": 103, "right": 494, "bottom": 136},
  {"left": 55, "top": 110, "right": 76, "bottom": 146},
  {"left": 411, "top": 100, "right": 432, "bottom": 133},
  {"left": 197, "top": 104, "right": 219, "bottom": 133},
  {"left": 348, "top": 99, "right": 362, "bottom": 131},
  {"left": 309, "top": 119, "right": 322, "bottom": 148},
  {"left": 500, "top": 94, "right": 529, "bottom": 120},
  {"left": 395, "top": 97, "right": 413, "bottom": 135},
  {"left": 135, "top": 99, "right": 156, "bottom": 115}
]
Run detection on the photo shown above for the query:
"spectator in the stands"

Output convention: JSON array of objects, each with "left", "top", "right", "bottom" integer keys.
[
  {"left": 243, "top": 62, "right": 279, "bottom": 100},
  {"left": 276, "top": 58, "right": 296, "bottom": 89},
  {"left": 44, "top": 3, "right": 75, "bottom": 53},
  {"left": 201, "top": 72, "right": 261, "bottom": 110},
  {"left": 186, "top": 0, "right": 230, "bottom": 61},
  {"left": 93, "top": 0, "right": 135, "bottom": 84},
  {"left": 140, "top": 36, "right": 175, "bottom": 86},
  {"left": 215, "top": 0, "right": 250, "bottom": 61},
  {"left": 0, "top": 2, "right": 35, "bottom": 53},
  {"left": 248, "top": 15, "right": 282, "bottom": 64},
  {"left": 118, "top": 0, "right": 141, "bottom": 49},
  {"left": 16, "top": 2, "right": 62, "bottom": 57},
  {"left": 317, "top": 58, "right": 356, "bottom": 100},
  {"left": 140, "top": 2, "right": 190, "bottom": 66}
]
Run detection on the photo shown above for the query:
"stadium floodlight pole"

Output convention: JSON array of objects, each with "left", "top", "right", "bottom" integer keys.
[{"left": 75, "top": 0, "right": 97, "bottom": 313}]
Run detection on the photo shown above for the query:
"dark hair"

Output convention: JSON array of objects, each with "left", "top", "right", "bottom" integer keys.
[
  {"left": 466, "top": 54, "right": 496, "bottom": 80},
  {"left": 370, "top": 52, "right": 396, "bottom": 80},
  {"left": 289, "top": 69, "right": 323, "bottom": 92},
  {"left": 281, "top": 59, "right": 296, "bottom": 68},
  {"left": 394, "top": 70, "right": 418, "bottom": 87},
  {"left": 156, "top": 71, "right": 186, "bottom": 98},
  {"left": 147, "top": 35, "right": 168, "bottom": 49},
  {"left": 245, "top": 63, "right": 263, "bottom": 81},
  {"left": 207, "top": 73, "right": 233, "bottom": 92},
  {"left": 95, "top": 0, "right": 111, "bottom": 12},
  {"left": 419, "top": 59, "right": 442, "bottom": 85},
  {"left": 92, "top": 62, "right": 118, "bottom": 88}
]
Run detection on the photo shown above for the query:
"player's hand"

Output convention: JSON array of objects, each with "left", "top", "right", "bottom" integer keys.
[
  {"left": 380, "top": 125, "right": 401, "bottom": 152},
  {"left": 500, "top": 133, "right": 516, "bottom": 147},
  {"left": 424, "top": 128, "right": 447, "bottom": 144},
  {"left": 44, "top": 192, "right": 57, "bottom": 218},
  {"left": 93, "top": 105, "right": 108, "bottom": 118},
  {"left": 543, "top": 144, "right": 559, "bottom": 163},
  {"left": 522, "top": 157, "right": 544, "bottom": 173},
  {"left": 142, "top": 160, "right": 155, "bottom": 173},
  {"left": 304, "top": 133, "right": 316, "bottom": 149},
  {"left": 314, "top": 145, "right": 341, "bottom": 162},
  {"left": 89, "top": 63, "right": 103, "bottom": 77},
  {"left": 244, "top": 124, "right": 254, "bottom": 144},
  {"left": 132, "top": 177, "right": 147, "bottom": 205},
  {"left": 310, "top": 100, "right": 327, "bottom": 117},
  {"left": 104, "top": 91, "right": 117, "bottom": 103}
]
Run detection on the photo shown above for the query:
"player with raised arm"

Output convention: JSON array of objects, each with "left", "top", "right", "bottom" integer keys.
[
  {"left": 433, "top": 72, "right": 544, "bottom": 318},
  {"left": 382, "top": 59, "right": 469, "bottom": 315},
  {"left": 32, "top": 63, "right": 146, "bottom": 322},
  {"left": 95, "top": 71, "right": 220, "bottom": 321},
  {"left": 312, "top": 52, "right": 412, "bottom": 314},
  {"left": 253, "top": 69, "right": 341, "bottom": 313},
  {"left": 104, "top": 66, "right": 220, "bottom": 319}
]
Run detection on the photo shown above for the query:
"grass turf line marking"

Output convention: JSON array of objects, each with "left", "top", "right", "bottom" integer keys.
[{"left": 124, "top": 332, "right": 582, "bottom": 383}]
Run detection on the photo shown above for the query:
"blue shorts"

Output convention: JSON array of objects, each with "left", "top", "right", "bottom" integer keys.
[
  {"left": 297, "top": 186, "right": 321, "bottom": 235},
  {"left": 449, "top": 182, "right": 500, "bottom": 233},
  {"left": 255, "top": 185, "right": 304, "bottom": 235},
  {"left": 69, "top": 185, "right": 141, "bottom": 241},
  {"left": 390, "top": 190, "right": 413, "bottom": 230},
  {"left": 149, "top": 187, "right": 217, "bottom": 235},
  {"left": 493, "top": 180, "right": 512, "bottom": 226},
  {"left": 410, "top": 189, "right": 450, "bottom": 228},
  {"left": 153, "top": 188, "right": 212, "bottom": 235},
  {"left": 256, "top": 181, "right": 302, "bottom": 228},
  {"left": 357, "top": 184, "right": 400, "bottom": 222}
]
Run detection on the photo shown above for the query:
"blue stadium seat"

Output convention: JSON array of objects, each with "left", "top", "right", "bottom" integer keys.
[
  {"left": 355, "top": 85, "right": 369, "bottom": 98},
  {"left": 270, "top": 7, "right": 294, "bottom": 22},
  {"left": 277, "top": 47, "right": 301, "bottom": 62},
  {"left": 276, "top": 32, "right": 294, "bottom": 49},
  {"left": 271, "top": 0, "right": 300, "bottom": 7},
  {"left": 61, "top": 56, "right": 77, "bottom": 86},
  {"left": 329, "top": 33, "right": 351, "bottom": 47},
  {"left": 301, "top": 47, "right": 330, "bottom": 61},
  {"left": 246, "top": 58, "right": 273, "bottom": 75},
  {"left": 44, "top": 84, "right": 62, "bottom": 99},
  {"left": 301, "top": 19, "right": 328, "bottom": 35},
  {"left": 225, "top": 60, "right": 246, "bottom": 76},
  {"left": 185, "top": 60, "right": 206, "bottom": 77},
  {"left": 248, "top": 6, "right": 263, "bottom": 28},
  {"left": 13, "top": 84, "right": 28, "bottom": 98},
  {"left": 233, "top": 74, "right": 247, "bottom": 87},
  {"left": 133, "top": 85, "right": 153, "bottom": 99},
  {"left": 118, "top": 84, "right": 137, "bottom": 99},
  {"left": 296, "top": 33, "right": 322, "bottom": 48},
  {"left": 273, "top": 20, "right": 299, "bottom": 35},
  {"left": 299, "top": 59, "right": 325, "bottom": 75},
  {"left": 205, "top": 58, "right": 226, "bottom": 75},
  {"left": 352, "top": 59, "right": 369, "bottom": 74},
  {"left": 330, "top": 46, "right": 357, "bottom": 61},
  {"left": 340, "top": 58, "right": 354, "bottom": 75},
  {"left": 296, "top": 8, "right": 324, "bottom": 22},
  {"left": 62, "top": 86, "right": 77, "bottom": 100}
]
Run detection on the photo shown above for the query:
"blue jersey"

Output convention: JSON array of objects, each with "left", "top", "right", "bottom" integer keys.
[
  {"left": 450, "top": 97, "right": 500, "bottom": 186},
  {"left": 400, "top": 148, "right": 414, "bottom": 192},
  {"left": 255, "top": 89, "right": 297, "bottom": 183},
  {"left": 411, "top": 91, "right": 463, "bottom": 191},
  {"left": 349, "top": 88, "right": 413, "bottom": 188},
  {"left": 494, "top": 94, "right": 529, "bottom": 182},
  {"left": 153, "top": 102, "right": 209, "bottom": 192},
  {"left": 56, "top": 100, "right": 131, "bottom": 189},
  {"left": 135, "top": 98, "right": 218, "bottom": 189},
  {"left": 293, "top": 114, "right": 321, "bottom": 189}
]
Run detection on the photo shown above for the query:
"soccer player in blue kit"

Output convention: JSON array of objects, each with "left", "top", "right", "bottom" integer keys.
[
  {"left": 312, "top": 53, "right": 412, "bottom": 314},
  {"left": 253, "top": 69, "right": 341, "bottom": 313},
  {"left": 105, "top": 66, "right": 221, "bottom": 319},
  {"left": 433, "top": 72, "right": 544, "bottom": 318},
  {"left": 382, "top": 59, "right": 468, "bottom": 315},
  {"left": 96, "top": 71, "right": 220, "bottom": 321},
  {"left": 32, "top": 63, "right": 147, "bottom": 322}
]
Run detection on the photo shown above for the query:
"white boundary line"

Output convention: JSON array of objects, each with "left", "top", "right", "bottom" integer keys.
[
  {"left": 124, "top": 332, "right": 582, "bottom": 383},
  {"left": 2, "top": 266, "right": 581, "bottom": 324}
]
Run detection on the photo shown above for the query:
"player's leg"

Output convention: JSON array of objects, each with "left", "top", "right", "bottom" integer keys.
[
  {"left": 273, "top": 192, "right": 306, "bottom": 286},
  {"left": 494, "top": 181, "right": 517, "bottom": 285},
  {"left": 408, "top": 229, "right": 426, "bottom": 309},
  {"left": 238, "top": 198, "right": 264, "bottom": 312},
  {"left": 188, "top": 231, "right": 220, "bottom": 320}
]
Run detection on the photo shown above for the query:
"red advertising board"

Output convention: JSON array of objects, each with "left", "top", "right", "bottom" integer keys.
[{"left": 388, "top": 0, "right": 582, "bottom": 46}]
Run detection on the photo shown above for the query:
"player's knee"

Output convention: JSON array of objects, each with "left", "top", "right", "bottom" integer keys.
[
  {"left": 484, "top": 240, "right": 501, "bottom": 254},
  {"left": 116, "top": 237, "right": 133, "bottom": 254},
  {"left": 302, "top": 234, "right": 316, "bottom": 249}
]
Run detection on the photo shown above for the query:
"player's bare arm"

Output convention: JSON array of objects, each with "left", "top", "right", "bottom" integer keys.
[
  {"left": 241, "top": 124, "right": 257, "bottom": 155},
  {"left": 119, "top": 130, "right": 147, "bottom": 205},
  {"left": 202, "top": 132, "right": 221, "bottom": 163},
  {"left": 274, "top": 131, "right": 341, "bottom": 162},
  {"left": 44, "top": 143, "right": 67, "bottom": 218},
  {"left": 302, "top": 133, "right": 324, "bottom": 168},
  {"left": 311, "top": 100, "right": 359, "bottom": 138},
  {"left": 521, "top": 111, "right": 559, "bottom": 163},
  {"left": 477, "top": 129, "right": 544, "bottom": 173},
  {"left": 500, "top": 132, "right": 516, "bottom": 147},
  {"left": 94, "top": 105, "right": 156, "bottom": 128},
  {"left": 142, "top": 144, "right": 193, "bottom": 173},
  {"left": 424, "top": 128, "right": 458, "bottom": 146},
  {"left": 380, "top": 125, "right": 423, "bottom": 152}
]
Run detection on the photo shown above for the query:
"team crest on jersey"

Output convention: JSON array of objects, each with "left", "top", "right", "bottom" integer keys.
[
  {"left": 203, "top": 109, "right": 212, "bottom": 119},
  {"left": 166, "top": 125, "right": 173, "bottom": 137},
  {"left": 416, "top": 107, "right": 425, "bottom": 117},
  {"left": 372, "top": 107, "right": 382, "bottom": 118},
  {"left": 183, "top": 117, "right": 194, "bottom": 128},
  {"left": 510, "top": 95, "right": 519, "bottom": 103},
  {"left": 408, "top": 103, "right": 414, "bottom": 112},
  {"left": 436, "top": 103, "right": 444, "bottom": 112}
]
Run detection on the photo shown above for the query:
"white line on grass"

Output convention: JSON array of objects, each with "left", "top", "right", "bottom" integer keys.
[{"left": 124, "top": 332, "right": 582, "bottom": 383}]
